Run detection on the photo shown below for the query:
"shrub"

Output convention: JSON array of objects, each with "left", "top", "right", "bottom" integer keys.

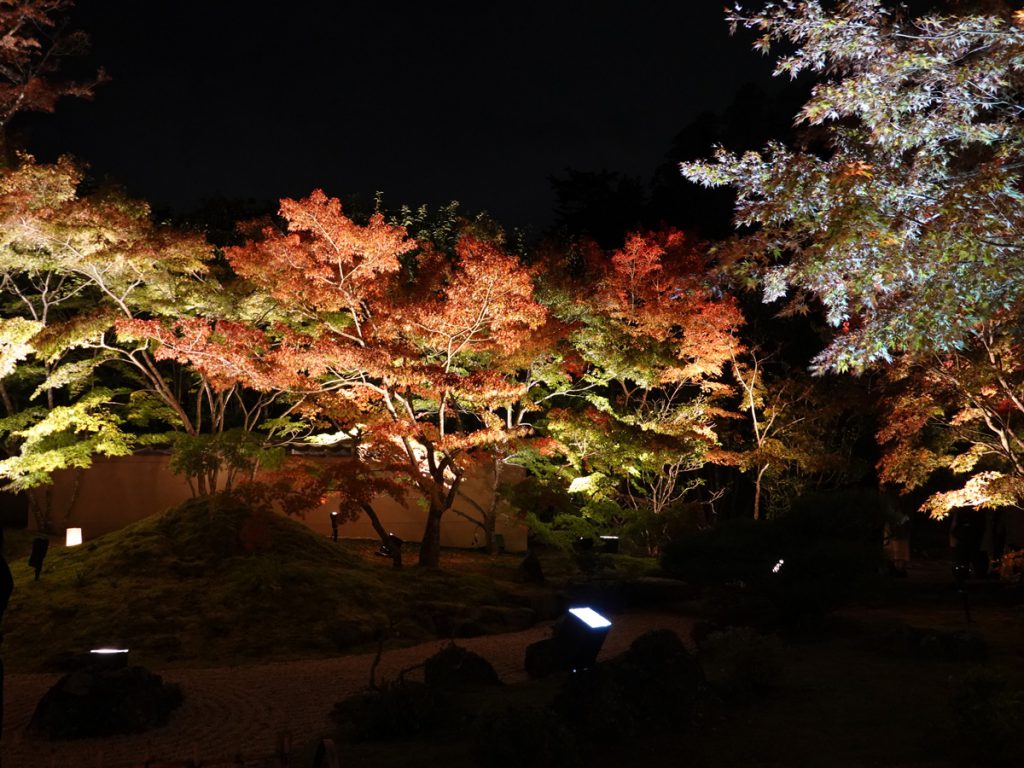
[
  {"left": 696, "top": 627, "right": 783, "bottom": 697},
  {"left": 661, "top": 511, "right": 882, "bottom": 626},
  {"left": 951, "top": 669, "right": 1024, "bottom": 767},
  {"left": 997, "top": 549, "right": 1024, "bottom": 584},
  {"left": 423, "top": 644, "right": 502, "bottom": 690},
  {"left": 553, "top": 629, "right": 703, "bottom": 740},
  {"left": 701, "top": 586, "right": 780, "bottom": 632},
  {"left": 474, "top": 706, "right": 579, "bottom": 768},
  {"left": 661, "top": 517, "right": 771, "bottom": 586},
  {"left": 330, "top": 680, "right": 446, "bottom": 742}
]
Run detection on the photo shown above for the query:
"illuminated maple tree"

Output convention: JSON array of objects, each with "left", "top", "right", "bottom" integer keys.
[
  {"left": 680, "top": 1, "right": 1024, "bottom": 523},
  {"left": 541, "top": 229, "right": 744, "bottom": 551},
  {"left": 143, "top": 191, "right": 550, "bottom": 567},
  {"left": 878, "top": 316, "right": 1024, "bottom": 520},
  {"left": 713, "top": 349, "right": 871, "bottom": 521},
  {"left": 0, "top": 155, "right": 222, "bottom": 527}
]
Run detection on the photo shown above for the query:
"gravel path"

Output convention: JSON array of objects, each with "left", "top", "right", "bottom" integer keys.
[{"left": 1, "top": 611, "right": 695, "bottom": 768}]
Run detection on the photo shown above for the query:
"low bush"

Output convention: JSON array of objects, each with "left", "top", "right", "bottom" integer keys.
[
  {"left": 330, "top": 680, "right": 447, "bottom": 742},
  {"left": 474, "top": 706, "right": 579, "bottom": 768},
  {"left": 879, "top": 624, "right": 988, "bottom": 662},
  {"left": 696, "top": 626, "right": 783, "bottom": 697},
  {"left": 951, "top": 669, "right": 1024, "bottom": 767},
  {"left": 661, "top": 510, "right": 882, "bottom": 626},
  {"left": 424, "top": 644, "right": 502, "bottom": 690},
  {"left": 553, "top": 629, "right": 704, "bottom": 740}
]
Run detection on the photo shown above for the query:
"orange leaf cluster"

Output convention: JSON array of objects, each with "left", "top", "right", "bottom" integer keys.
[
  {"left": 226, "top": 190, "right": 414, "bottom": 313},
  {"left": 117, "top": 317, "right": 295, "bottom": 393},
  {"left": 593, "top": 229, "right": 743, "bottom": 379}
]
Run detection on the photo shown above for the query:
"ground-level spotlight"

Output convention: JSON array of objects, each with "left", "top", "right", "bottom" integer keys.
[
  {"left": 88, "top": 647, "right": 129, "bottom": 669},
  {"left": 65, "top": 528, "right": 82, "bottom": 547},
  {"left": 552, "top": 606, "right": 613, "bottom": 672},
  {"left": 599, "top": 535, "right": 620, "bottom": 554}
]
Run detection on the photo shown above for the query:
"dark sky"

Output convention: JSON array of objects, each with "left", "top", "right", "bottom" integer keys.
[{"left": 20, "top": 1, "right": 778, "bottom": 228}]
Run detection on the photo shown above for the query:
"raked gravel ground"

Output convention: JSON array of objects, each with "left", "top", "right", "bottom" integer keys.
[{"left": 0, "top": 611, "right": 696, "bottom": 768}]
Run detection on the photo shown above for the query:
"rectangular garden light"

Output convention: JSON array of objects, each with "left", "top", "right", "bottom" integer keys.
[
  {"left": 568, "top": 607, "right": 612, "bottom": 629},
  {"left": 88, "top": 647, "right": 129, "bottom": 670},
  {"left": 554, "top": 606, "right": 613, "bottom": 672},
  {"left": 599, "top": 535, "right": 620, "bottom": 554}
]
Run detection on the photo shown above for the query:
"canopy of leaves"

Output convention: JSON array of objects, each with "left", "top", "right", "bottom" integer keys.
[
  {"left": 533, "top": 229, "right": 743, "bottom": 546},
  {"left": 877, "top": 317, "right": 1024, "bottom": 518},
  {"left": 682, "top": 1, "right": 1024, "bottom": 372},
  {"left": 0, "top": 0, "right": 104, "bottom": 131}
]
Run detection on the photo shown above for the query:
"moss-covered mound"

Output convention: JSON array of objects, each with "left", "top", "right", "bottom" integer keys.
[{"left": 2, "top": 495, "right": 524, "bottom": 671}]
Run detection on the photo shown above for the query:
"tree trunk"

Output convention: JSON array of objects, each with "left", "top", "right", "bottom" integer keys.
[
  {"left": 359, "top": 502, "right": 402, "bottom": 569},
  {"left": 60, "top": 469, "right": 83, "bottom": 528},
  {"left": 482, "top": 460, "right": 502, "bottom": 554},
  {"left": 28, "top": 490, "right": 50, "bottom": 534},
  {"left": 195, "top": 472, "right": 209, "bottom": 498},
  {"left": 754, "top": 463, "right": 770, "bottom": 521},
  {"left": 418, "top": 503, "right": 445, "bottom": 568},
  {"left": 483, "top": 510, "right": 496, "bottom": 554}
]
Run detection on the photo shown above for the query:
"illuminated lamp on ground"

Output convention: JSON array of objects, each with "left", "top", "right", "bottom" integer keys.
[
  {"left": 65, "top": 528, "right": 82, "bottom": 547},
  {"left": 553, "top": 606, "right": 613, "bottom": 672},
  {"left": 88, "top": 647, "right": 130, "bottom": 669},
  {"left": 599, "top": 535, "right": 620, "bottom": 554}
]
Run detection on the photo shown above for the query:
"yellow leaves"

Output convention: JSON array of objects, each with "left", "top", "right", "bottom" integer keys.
[
  {"left": 1014, "top": 9, "right": 1024, "bottom": 29},
  {"left": 919, "top": 471, "right": 1019, "bottom": 519},
  {"left": 0, "top": 154, "right": 81, "bottom": 209},
  {"left": 864, "top": 230, "right": 902, "bottom": 248},
  {"left": 948, "top": 444, "right": 987, "bottom": 475},
  {"left": 0, "top": 317, "right": 41, "bottom": 378}
]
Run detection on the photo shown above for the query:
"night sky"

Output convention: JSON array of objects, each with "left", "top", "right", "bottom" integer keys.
[{"left": 18, "top": 1, "right": 779, "bottom": 228}]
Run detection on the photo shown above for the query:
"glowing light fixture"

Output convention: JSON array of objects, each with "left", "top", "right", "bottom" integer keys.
[
  {"left": 772, "top": 558, "right": 785, "bottom": 573},
  {"left": 568, "top": 607, "right": 612, "bottom": 629},
  {"left": 65, "top": 527, "right": 82, "bottom": 547},
  {"left": 90, "top": 648, "right": 129, "bottom": 655},
  {"left": 554, "top": 606, "right": 613, "bottom": 672}
]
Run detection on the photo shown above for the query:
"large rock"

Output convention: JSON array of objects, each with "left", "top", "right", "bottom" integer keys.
[{"left": 30, "top": 663, "right": 182, "bottom": 740}]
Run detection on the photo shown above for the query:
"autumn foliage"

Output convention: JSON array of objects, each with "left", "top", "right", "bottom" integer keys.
[
  {"left": 0, "top": 0, "right": 104, "bottom": 132},
  {"left": 124, "top": 190, "right": 550, "bottom": 566}
]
